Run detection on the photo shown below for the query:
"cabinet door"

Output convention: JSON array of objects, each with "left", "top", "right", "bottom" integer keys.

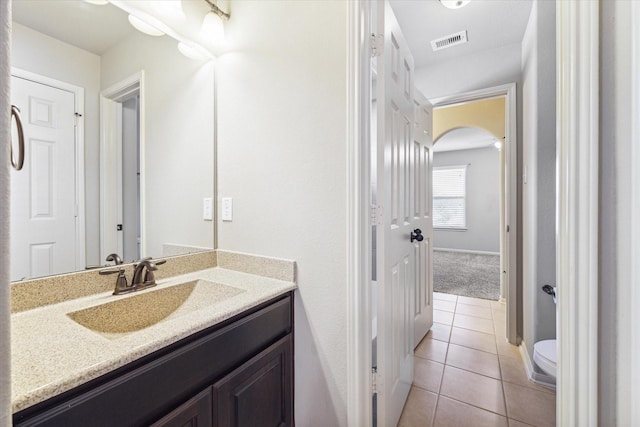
[
  {"left": 213, "top": 335, "right": 293, "bottom": 427},
  {"left": 151, "top": 388, "right": 212, "bottom": 427}
]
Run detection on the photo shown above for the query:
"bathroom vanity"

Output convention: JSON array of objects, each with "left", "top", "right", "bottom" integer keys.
[{"left": 10, "top": 251, "right": 296, "bottom": 427}]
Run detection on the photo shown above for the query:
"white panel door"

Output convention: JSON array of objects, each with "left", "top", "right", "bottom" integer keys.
[
  {"left": 412, "top": 93, "right": 434, "bottom": 347},
  {"left": 10, "top": 76, "right": 77, "bottom": 281},
  {"left": 375, "top": 2, "right": 417, "bottom": 426}
]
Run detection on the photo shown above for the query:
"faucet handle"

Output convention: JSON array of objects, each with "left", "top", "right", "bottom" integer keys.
[{"left": 100, "top": 268, "right": 133, "bottom": 295}]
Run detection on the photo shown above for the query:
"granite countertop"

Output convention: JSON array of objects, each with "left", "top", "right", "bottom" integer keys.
[{"left": 11, "top": 254, "right": 296, "bottom": 414}]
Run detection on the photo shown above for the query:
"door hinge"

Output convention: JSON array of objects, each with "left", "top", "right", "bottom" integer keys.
[
  {"left": 370, "top": 33, "right": 383, "bottom": 57},
  {"left": 74, "top": 112, "right": 82, "bottom": 126},
  {"left": 370, "top": 205, "right": 383, "bottom": 225},
  {"left": 74, "top": 204, "right": 79, "bottom": 218},
  {"left": 506, "top": 225, "right": 510, "bottom": 232},
  {"left": 371, "top": 368, "right": 378, "bottom": 394}
]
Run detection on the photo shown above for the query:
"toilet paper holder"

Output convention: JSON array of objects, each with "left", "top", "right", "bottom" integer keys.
[
  {"left": 542, "top": 285, "right": 555, "bottom": 297},
  {"left": 542, "top": 284, "right": 557, "bottom": 304}
]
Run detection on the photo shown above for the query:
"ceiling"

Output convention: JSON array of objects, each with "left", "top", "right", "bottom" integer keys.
[
  {"left": 390, "top": 0, "right": 533, "bottom": 69},
  {"left": 12, "top": 0, "right": 134, "bottom": 56},
  {"left": 433, "top": 127, "right": 498, "bottom": 153}
]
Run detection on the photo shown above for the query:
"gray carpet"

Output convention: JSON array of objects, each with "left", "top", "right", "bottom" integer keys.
[{"left": 433, "top": 250, "right": 500, "bottom": 300}]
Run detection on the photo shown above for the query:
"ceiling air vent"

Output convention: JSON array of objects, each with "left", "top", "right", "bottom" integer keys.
[{"left": 430, "top": 30, "right": 468, "bottom": 51}]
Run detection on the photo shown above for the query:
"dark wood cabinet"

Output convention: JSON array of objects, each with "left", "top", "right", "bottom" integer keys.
[
  {"left": 151, "top": 388, "right": 212, "bottom": 427},
  {"left": 13, "top": 292, "right": 294, "bottom": 427},
  {"left": 213, "top": 335, "right": 292, "bottom": 427}
]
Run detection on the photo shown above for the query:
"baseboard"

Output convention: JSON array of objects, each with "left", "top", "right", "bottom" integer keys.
[
  {"left": 519, "top": 341, "right": 556, "bottom": 390},
  {"left": 434, "top": 247, "right": 500, "bottom": 256}
]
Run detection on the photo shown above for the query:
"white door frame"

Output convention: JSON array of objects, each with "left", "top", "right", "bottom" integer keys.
[
  {"left": 10, "top": 67, "right": 86, "bottom": 273},
  {"left": 100, "top": 71, "right": 145, "bottom": 262},
  {"left": 346, "top": 0, "right": 373, "bottom": 425},
  {"left": 628, "top": 2, "right": 640, "bottom": 422},
  {"left": 431, "top": 84, "right": 518, "bottom": 345},
  {"left": 556, "top": 1, "right": 599, "bottom": 425}
]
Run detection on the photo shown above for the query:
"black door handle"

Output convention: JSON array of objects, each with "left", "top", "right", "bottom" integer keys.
[{"left": 411, "top": 228, "right": 424, "bottom": 242}]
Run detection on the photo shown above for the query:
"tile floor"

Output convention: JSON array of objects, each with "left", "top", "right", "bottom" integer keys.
[{"left": 397, "top": 292, "right": 556, "bottom": 427}]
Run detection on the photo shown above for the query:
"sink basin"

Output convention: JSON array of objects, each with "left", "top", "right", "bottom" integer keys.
[{"left": 67, "top": 280, "right": 245, "bottom": 339}]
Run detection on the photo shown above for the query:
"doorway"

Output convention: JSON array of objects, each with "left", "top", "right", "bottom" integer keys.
[
  {"left": 431, "top": 126, "right": 503, "bottom": 301},
  {"left": 431, "top": 85, "right": 519, "bottom": 345},
  {"left": 100, "top": 72, "right": 144, "bottom": 263}
]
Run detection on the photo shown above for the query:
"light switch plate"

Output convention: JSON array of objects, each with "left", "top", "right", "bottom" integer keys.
[
  {"left": 203, "top": 197, "right": 213, "bottom": 221},
  {"left": 221, "top": 197, "right": 233, "bottom": 221}
]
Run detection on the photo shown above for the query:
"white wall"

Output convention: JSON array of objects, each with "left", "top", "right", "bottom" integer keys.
[
  {"left": 520, "top": 0, "right": 556, "bottom": 360},
  {"left": 415, "top": 43, "right": 522, "bottom": 101},
  {"left": 10, "top": 23, "right": 102, "bottom": 267},
  {"left": 100, "top": 31, "right": 214, "bottom": 259},
  {"left": 216, "top": 1, "right": 349, "bottom": 425},
  {"left": 433, "top": 147, "right": 501, "bottom": 253}
]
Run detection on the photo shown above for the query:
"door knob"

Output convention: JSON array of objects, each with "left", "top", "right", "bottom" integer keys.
[{"left": 410, "top": 228, "right": 424, "bottom": 242}]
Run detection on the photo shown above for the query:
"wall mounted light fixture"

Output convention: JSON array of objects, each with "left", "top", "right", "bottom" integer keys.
[
  {"left": 128, "top": 14, "right": 165, "bottom": 37},
  {"left": 110, "top": 0, "right": 220, "bottom": 61},
  {"left": 201, "top": 0, "right": 230, "bottom": 40}
]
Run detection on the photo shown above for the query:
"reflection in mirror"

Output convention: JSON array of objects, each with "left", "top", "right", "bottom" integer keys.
[{"left": 10, "top": 0, "right": 215, "bottom": 282}]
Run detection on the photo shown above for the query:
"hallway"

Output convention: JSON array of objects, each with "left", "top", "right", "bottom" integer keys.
[{"left": 397, "top": 293, "right": 556, "bottom": 427}]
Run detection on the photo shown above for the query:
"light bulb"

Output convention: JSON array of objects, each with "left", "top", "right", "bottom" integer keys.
[
  {"left": 439, "top": 0, "right": 471, "bottom": 9},
  {"left": 494, "top": 141, "right": 502, "bottom": 149},
  {"left": 83, "top": 0, "right": 109, "bottom": 4},
  {"left": 201, "top": 11, "right": 224, "bottom": 40},
  {"left": 128, "top": 14, "right": 165, "bottom": 37}
]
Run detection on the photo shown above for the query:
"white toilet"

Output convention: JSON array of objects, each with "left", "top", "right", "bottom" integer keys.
[
  {"left": 533, "top": 339, "right": 557, "bottom": 378},
  {"left": 533, "top": 285, "right": 558, "bottom": 379}
]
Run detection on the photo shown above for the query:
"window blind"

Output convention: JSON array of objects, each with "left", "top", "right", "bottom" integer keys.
[{"left": 433, "top": 166, "right": 467, "bottom": 229}]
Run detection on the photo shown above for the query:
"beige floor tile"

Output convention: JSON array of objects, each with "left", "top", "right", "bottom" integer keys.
[
  {"left": 492, "top": 308, "right": 506, "bottom": 321},
  {"left": 445, "top": 343, "right": 501, "bottom": 379},
  {"left": 398, "top": 386, "right": 437, "bottom": 427},
  {"left": 496, "top": 340, "right": 522, "bottom": 359},
  {"left": 426, "top": 322, "right": 452, "bottom": 342},
  {"left": 509, "top": 420, "right": 536, "bottom": 427},
  {"left": 414, "top": 358, "right": 445, "bottom": 393},
  {"left": 503, "top": 382, "right": 556, "bottom": 427},
  {"left": 416, "top": 337, "right": 449, "bottom": 363},
  {"left": 434, "top": 396, "right": 508, "bottom": 427},
  {"left": 457, "top": 295, "right": 493, "bottom": 307},
  {"left": 456, "top": 303, "right": 493, "bottom": 319},
  {"left": 440, "top": 366, "right": 506, "bottom": 416},
  {"left": 434, "top": 292, "right": 458, "bottom": 302},
  {"left": 434, "top": 309, "right": 454, "bottom": 326},
  {"left": 494, "top": 321, "right": 506, "bottom": 338},
  {"left": 453, "top": 313, "right": 495, "bottom": 334},
  {"left": 434, "top": 299, "right": 457, "bottom": 313},
  {"left": 450, "top": 327, "right": 497, "bottom": 354},
  {"left": 491, "top": 300, "right": 506, "bottom": 310},
  {"left": 499, "top": 355, "right": 556, "bottom": 395}
]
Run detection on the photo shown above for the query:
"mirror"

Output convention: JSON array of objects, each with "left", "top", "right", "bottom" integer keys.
[{"left": 10, "top": 0, "right": 215, "bottom": 282}]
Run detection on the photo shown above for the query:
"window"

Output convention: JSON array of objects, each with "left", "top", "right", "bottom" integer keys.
[{"left": 433, "top": 165, "right": 467, "bottom": 229}]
